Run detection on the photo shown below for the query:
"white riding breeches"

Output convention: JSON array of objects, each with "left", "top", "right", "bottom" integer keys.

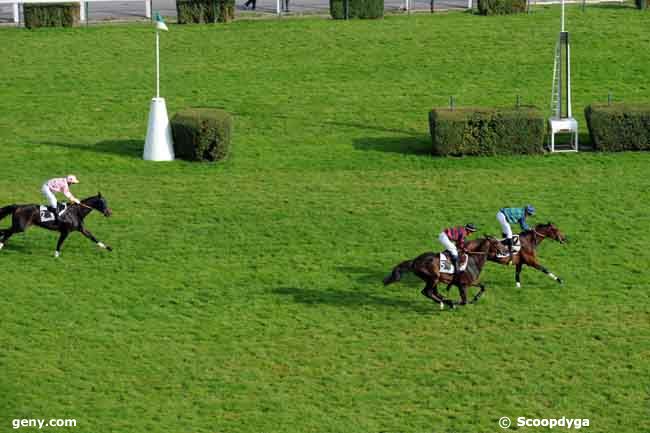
[
  {"left": 41, "top": 183, "right": 57, "bottom": 208},
  {"left": 497, "top": 211, "right": 513, "bottom": 239},
  {"left": 438, "top": 232, "right": 458, "bottom": 258}
]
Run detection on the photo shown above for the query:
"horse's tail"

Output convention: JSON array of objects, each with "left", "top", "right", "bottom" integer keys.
[
  {"left": 383, "top": 259, "right": 414, "bottom": 286},
  {"left": 0, "top": 205, "right": 17, "bottom": 221}
]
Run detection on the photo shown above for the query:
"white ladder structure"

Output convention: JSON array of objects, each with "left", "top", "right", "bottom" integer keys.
[{"left": 548, "top": 0, "right": 579, "bottom": 152}]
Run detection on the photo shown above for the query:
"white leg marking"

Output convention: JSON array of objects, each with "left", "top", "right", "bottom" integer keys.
[
  {"left": 439, "top": 302, "right": 444, "bottom": 310},
  {"left": 548, "top": 272, "right": 558, "bottom": 280},
  {"left": 97, "top": 242, "right": 106, "bottom": 249},
  {"left": 516, "top": 282, "right": 521, "bottom": 288},
  {"left": 0, "top": 242, "right": 4, "bottom": 250},
  {"left": 54, "top": 251, "right": 60, "bottom": 258}
]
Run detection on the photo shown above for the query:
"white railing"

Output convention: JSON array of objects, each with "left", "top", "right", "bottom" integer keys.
[{"left": 0, "top": 0, "right": 151, "bottom": 24}]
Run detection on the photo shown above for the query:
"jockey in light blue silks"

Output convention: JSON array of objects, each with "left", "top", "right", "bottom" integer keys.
[{"left": 496, "top": 205, "right": 536, "bottom": 257}]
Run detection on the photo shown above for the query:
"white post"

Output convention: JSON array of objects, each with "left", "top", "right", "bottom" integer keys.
[
  {"left": 155, "top": 30, "right": 160, "bottom": 98},
  {"left": 567, "top": 42, "right": 572, "bottom": 118},
  {"left": 145, "top": 0, "right": 151, "bottom": 18},
  {"left": 467, "top": 0, "right": 472, "bottom": 9},
  {"left": 79, "top": 0, "right": 86, "bottom": 21},
  {"left": 276, "top": 0, "right": 280, "bottom": 15},
  {"left": 13, "top": 2, "right": 19, "bottom": 23},
  {"left": 561, "top": 0, "right": 565, "bottom": 32}
]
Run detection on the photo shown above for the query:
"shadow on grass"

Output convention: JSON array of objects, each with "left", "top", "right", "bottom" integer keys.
[
  {"left": 45, "top": 140, "right": 143, "bottom": 159},
  {"left": 352, "top": 135, "right": 432, "bottom": 156},
  {"left": 0, "top": 241, "right": 31, "bottom": 253},
  {"left": 272, "top": 286, "right": 450, "bottom": 314},
  {"left": 336, "top": 265, "right": 389, "bottom": 285},
  {"left": 322, "top": 120, "right": 419, "bottom": 136}
]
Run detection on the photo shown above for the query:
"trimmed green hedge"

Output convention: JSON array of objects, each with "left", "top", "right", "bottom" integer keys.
[
  {"left": 177, "top": 0, "right": 234, "bottom": 24},
  {"left": 171, "top": 108, "right": 232, "bottom": 162},
  {"left": 23, "top": 3, "right": 80, "bottom": 28},
  {"left": 585, "top": 103, "right": 650, "bottom": 151},
  {"left": 429, "top": 106, "right": 545, "bottom": 156},
  {"left": 476, "top": 0, "right": 526, "bottom": 15},
  {"left": 330, "top": 0, "right": 384, "bottom": 19},
  {"left": 635, "top": 0, "right": 647, "bottom": 9}
]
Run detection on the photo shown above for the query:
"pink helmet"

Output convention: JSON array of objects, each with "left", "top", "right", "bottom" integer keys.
[{"left": 66, "top": 175, "right": 79, "bottom": 184}]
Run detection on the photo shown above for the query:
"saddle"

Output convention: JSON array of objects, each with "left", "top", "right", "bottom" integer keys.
[
  {"left": 497, "top": 234, "right": 522, "bottom": 257},
  {"left": 39, "top": 203, "right": 68, "bottom": 222},
  {"left": 439, "top": 252, "right": 469, "bottom": 274}
]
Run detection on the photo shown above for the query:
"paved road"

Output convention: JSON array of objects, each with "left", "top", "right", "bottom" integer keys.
[{"left": 1, "top": 0, "right": 468, "bottom": 24}]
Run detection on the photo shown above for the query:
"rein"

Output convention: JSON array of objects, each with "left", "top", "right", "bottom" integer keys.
[
  {"left": 531, "top": 229, "right": 546, "bottom": 248},
  {"left": 76, "top": 202, "right": 94, "bottom": 210}
]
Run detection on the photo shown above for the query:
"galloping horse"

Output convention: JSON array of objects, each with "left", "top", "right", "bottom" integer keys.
[
  {"left": 383, "top": 236, "right": 506, "bottom": 309},
  {"left": 0, "top": 193, "right": 113, "bottom": 257},
  {"left": 466, "top": 222, "right": 567, "bottom": 288}
]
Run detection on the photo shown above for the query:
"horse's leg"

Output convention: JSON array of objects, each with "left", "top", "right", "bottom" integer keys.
[
  {"left": 528, "top": 258, "right": 563, "bottom": 285},
  {"left": 457, "top": 284, "right": 468, "bottom": 305},
  {"left": 55, "top": 230, "right": 69, "bottom": 258},
  {"left": 431, "top": 284, "right": 454, "bottom": 309},
  {"left": 515, "top": 263, "right": 523, "bottom": 288},
  {"left": 470, "top": 283, "right": 486, "bottom": 304},
  {"left": 80, "top": 227, "right": 112, "bottom": 251},
  {"left": 420, "top": 278, "right": 452, "bottom": 309},
  {"left": 0, "top": 215, "right": 28, "bottom": 249}
]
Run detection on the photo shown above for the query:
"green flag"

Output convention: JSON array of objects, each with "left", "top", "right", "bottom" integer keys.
[{"left": 154, "top": 12, "right": 168, "bottom": 31}]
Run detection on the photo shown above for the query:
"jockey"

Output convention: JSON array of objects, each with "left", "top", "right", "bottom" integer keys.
[
  {"left": 438, "top": 223, "right": 478, "bottom": 276},
  {"left": 41, "top": 175, "right": 81, "bottom": 217},
  {"left": 496, "top": 204, "right": 536, "bottom": 257}
]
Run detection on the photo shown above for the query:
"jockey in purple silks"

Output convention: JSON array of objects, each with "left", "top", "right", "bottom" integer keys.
[{"left": 438, "top": 223, "right": 478, "bottom": 276}]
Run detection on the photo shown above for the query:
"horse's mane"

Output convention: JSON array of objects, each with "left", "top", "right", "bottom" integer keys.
[
  {"left": 80, "top": 193, "right": 104, "bottom": 203},
  {"left": 522, "top": 222, "right": 553, "bottom": 234}
]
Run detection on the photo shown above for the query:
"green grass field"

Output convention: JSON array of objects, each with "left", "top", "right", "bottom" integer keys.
[{"left": 1, "top": 5, "right": 649, "bottom": 433}]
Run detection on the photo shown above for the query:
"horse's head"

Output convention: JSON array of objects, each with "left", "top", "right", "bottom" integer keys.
[
  {"left": 475, "top": 235, "right": 507, "bottom": 258},
  {"left": 484, "top": 235, "right": 508, "bottom": 257},
  {"left": 84, "top": 193, "right": 112, "bottom": 217},
  {"left": 536, "top": 222, "right": 566, "bottom": 244}
]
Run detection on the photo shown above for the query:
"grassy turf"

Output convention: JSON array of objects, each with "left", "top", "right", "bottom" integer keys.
[{"left": 1, "top": 5, "right": 649, "bottom": 433}]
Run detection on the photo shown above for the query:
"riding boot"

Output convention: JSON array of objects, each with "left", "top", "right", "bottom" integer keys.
[
  {"left": 505, "top": 238, "right": 513, "bottom": 260},
  {"left": 47, "top": 206, "right": 58, "bottom": 221},
  {"left": 452, "top": 255, "right": 461, "bottom": 277}
]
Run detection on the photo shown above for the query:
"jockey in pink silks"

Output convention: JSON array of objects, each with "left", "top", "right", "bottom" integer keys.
[{"left": 41, "top": 175, "right": 81, "bottom": 216}]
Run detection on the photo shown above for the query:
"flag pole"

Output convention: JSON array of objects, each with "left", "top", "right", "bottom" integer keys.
[
  {"left": 156, "top": 30, "right": 160, "bottom": 99},
  {"left": 144, "top": 12, "right": 174, "bottom": 161}
]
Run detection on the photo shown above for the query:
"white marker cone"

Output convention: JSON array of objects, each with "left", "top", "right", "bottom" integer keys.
[{"left": 144, "top": 97, "right": 174, "bottom": 161}]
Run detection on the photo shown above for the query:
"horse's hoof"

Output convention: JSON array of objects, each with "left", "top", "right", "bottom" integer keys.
[
  {"left": 557, "top": 278, "right": 564, "bottom": 285},
  {"left": 516, "top": 282, "right": 521, "bottom": 288},
  {"left": 54, "top": 251, "right": 60, "bottom": 258}
]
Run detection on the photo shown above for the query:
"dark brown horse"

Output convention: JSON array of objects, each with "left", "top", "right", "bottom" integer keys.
[
  {"left": 466, "top": 222, "right": 567, "bottom": 288},
  {"left": 383, "top": 237, "right": 506, "bottom": 309},
  {"left": 0, "top": 193, "right": 113, "bottom": 257}
]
